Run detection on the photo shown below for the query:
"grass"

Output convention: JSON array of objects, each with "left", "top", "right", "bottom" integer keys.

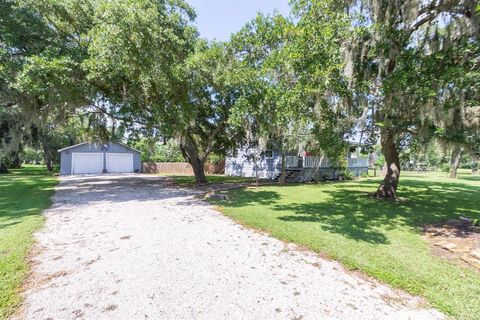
[
  {"left": 169, "top": 174, "right": 256, "bottom": 187},
  {"left": 213, "top": 171, "right": 480, "bottom": 320},
  {"left": 0, "top": 165, "right": 57, "bottom": 319}
]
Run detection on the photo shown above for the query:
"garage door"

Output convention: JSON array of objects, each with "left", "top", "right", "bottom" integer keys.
[
  {"left": 106, "top": 153, "right": 133, "bottom": 173},
  {"left": 72, "top": 153, "right": 104, "bottom": 174}
]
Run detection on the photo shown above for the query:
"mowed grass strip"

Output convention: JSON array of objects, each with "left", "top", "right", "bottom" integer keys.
[
  {"left": 214, "top": 172, "right": 480, "bottom": 320},
  {"left": 0, "top": 166, "right": 57, "bottom": 319}
]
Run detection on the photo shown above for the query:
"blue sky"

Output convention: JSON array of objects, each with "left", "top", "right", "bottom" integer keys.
[{"left": 188, "top": 0, "right": 291, "bottom": 41}]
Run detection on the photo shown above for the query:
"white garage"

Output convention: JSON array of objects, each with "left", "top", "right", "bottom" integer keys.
[
  {"left": 106, "top": 153, "right": 133, "bottom": 173},
  {"left": 58, "top": 142, "right": 142, "bottom": 176},
  {"left": 72, "top": 153, "right": 104, "bottom": 174}
]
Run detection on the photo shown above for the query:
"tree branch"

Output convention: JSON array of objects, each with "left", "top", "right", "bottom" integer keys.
[{"left": 204, "top": 120, "right": 227, "bottom": 158}]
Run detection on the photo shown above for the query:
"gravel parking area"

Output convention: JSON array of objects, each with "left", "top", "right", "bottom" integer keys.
[{"left": 15, "top": 175, "right": 443, "bottom": 320}]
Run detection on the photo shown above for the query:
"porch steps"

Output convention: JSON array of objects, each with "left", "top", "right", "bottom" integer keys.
[{"left": 274, "top": 169, "right": 303, "bottom": 183}]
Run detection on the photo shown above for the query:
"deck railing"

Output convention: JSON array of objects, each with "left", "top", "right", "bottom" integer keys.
[
  {"left": 303, "top": 156, "right": 368, "bottom": 168},
  {"left": 303, "top": 156, "right": 331, "bottom": 168},
  {"left": 285, "top": 156, "right": 299, "bottom": 168},
  {"left": 282, "top": 156, "right": 368, "bottom": 169},
  {"left": 348, "top": 157, "right": 369, "bottom": 168}
]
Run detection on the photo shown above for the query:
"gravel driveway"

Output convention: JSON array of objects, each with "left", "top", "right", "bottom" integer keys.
[{"left": 16, "top": 175, "right": 443, "bottom": 320}]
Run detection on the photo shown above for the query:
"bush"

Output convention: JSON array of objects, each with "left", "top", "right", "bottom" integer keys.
[
  {"left": 342, "top": 169, "right": 354, "bottom": 180},
  {"left": 441, "top": 164, "right": 450, "bottom": 173}
]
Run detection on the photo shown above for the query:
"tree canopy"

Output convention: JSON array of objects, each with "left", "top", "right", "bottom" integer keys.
[{"left": 1, "top": 0, "right": 478, "bottom": 194}]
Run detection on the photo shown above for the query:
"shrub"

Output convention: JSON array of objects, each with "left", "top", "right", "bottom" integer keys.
[{"left": 342, "top": 169, "right": 354, "bottom": 180}]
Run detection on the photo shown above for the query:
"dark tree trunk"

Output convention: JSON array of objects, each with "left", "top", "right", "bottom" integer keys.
[
  {"left": 0, "top": 162, "right": 8, "bottom": 173},
  {"left": 10, "top": 152, "right": 21, "bottom": 168},
  {"left": 280, "top": 153, "right": 286, "bottom": 184},
  {"left": 44, "top": 152, "right": 53, "bottom": 172},
  {"left": 252, "top": 157, "right": 259, "bottom": 188},
  {"left": 190, "top": 156, "right": 207, "bottom": 184},
  {"left": 41, "top": 136, "right": 54, "bottom": 172},
  {"left": 179, "top": 136, "right": 207, "bottom": 185},
  {"left": 374, "top": 129, "right": 400, "bottom": 199},
  {"left": 449, "top": 147, "right": 462, "bottom": 179}
]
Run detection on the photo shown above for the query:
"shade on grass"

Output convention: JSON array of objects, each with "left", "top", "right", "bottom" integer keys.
[
  {"left": 215, "top": 171, "right": 480, "bottom": 320},
  {"left": 0, "top": 166, "right": 57, "bottom": 319},
  {"left": 172, "top": 174, "right": 255, "bottom": 187}
]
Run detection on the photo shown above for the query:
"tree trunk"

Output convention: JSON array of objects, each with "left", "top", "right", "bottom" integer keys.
[
  {"left": 472, "top": 159, "right": 478, "bottom": 175},
  {"left": 0, "top": 162, "right": 8, "bottom": 174},
  {"left": 252, "top": 156, "right": 259, "bottom": 188},
  {"left": 449, "top": 147, "right": 462, "bottom": 179},
  {"left": 10, "top": 152, "right": 21, "bottom": 168},
  {"left": 44, "top": 152, "right": 53, "bottom": 172},
  {"left": 190, "top": 156, "right": 207, "bottom": 184},
  {"left": 374, "top": 130, "right": 400, "bottom": 199},
  {"left": 178, "top": 136, "right": 208, "bottom": 184},
  {"left": 280, "top": 153, "right": 286, "bottom": 184},
  {"left": 41, "top": 133, "right": 54, "bottom": 172}
]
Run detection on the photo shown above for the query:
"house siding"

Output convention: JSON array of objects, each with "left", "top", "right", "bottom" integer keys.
[
  {"left": 226, "top": 149, "right": 368, "bottom": 181},
  {"left": 225, "top": 149, "right": 283, "bottom": 179},
  {"left": 59, "top": 142, "right": 141, "bottom": 175}
]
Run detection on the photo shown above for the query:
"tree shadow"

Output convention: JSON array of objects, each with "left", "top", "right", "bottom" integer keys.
[
  {"left": 220, "top": 177, "right": 480, "bottom": 245},
  {"left": 219, "top": 190, "right": 281, "bottom": 207},
  {"left": 275, "top": 190, "right": 390, "bottom": 244}
]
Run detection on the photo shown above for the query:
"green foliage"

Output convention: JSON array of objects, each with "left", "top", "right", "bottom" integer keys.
[
  {"left": 85, "top": 0, "right": 196, "bottom": 107},
  {"left": 440, "top": 163, "right": 450, "bottom": 173},
  {"left": 20, "top": 147, "right": 43, "bottom": 164},
  {"left": 336, "top": 0, "right": 480, "bottom": 194},
  {"left": 400, "top": 140, "right": 446, "bottom": 170},
  {"left": 342, "top": 169, "right": 354, "bottom": 180},
  {"left": 441, "top": 163, "right": 451, "bottom": 173},
  {"left": 228, "top": 6, "right": 351, "bottom": 162},
  {"left": 132, "top": 138, "right": 183, "bottom": 163}
]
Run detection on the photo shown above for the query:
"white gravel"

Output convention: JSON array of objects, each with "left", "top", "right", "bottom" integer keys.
[{"left": 15, "top": 174, "right": 443, "bottom": 320}]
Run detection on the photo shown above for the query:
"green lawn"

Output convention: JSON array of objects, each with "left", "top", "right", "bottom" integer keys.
[
  {"left": 213, "top": 171, "right": 480, "bottom": 320},
  {"left": 0, "top": 166, "right": 57, "bottom": 319}
]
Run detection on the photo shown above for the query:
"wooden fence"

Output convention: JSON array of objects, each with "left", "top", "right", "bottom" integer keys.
[{"left": 142, "top": 161, "right": 225, "bottom": 175}]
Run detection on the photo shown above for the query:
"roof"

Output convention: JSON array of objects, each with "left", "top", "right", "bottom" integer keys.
[
  {"left": 57, "top": 142, "right": 89, "bottom": 152},
  {"left": 58, "top": 141, "right": 141, "bottom": 153}
]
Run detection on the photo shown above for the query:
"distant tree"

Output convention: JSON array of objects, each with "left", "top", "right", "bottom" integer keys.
[{"left": 132, "top": 138, "right": 184, "bottom": 163}]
